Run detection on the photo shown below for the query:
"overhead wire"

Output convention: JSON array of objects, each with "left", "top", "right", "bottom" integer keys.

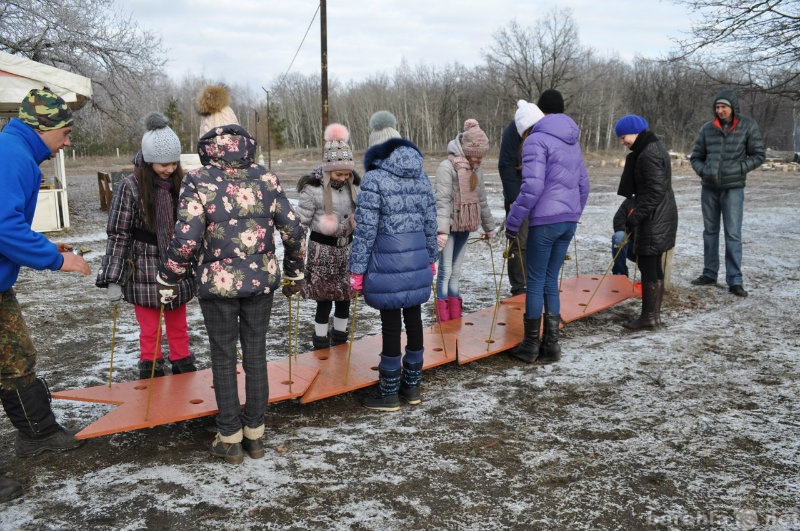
[{"left": 277, "top": 4, "right": 320, "bottom": 87}]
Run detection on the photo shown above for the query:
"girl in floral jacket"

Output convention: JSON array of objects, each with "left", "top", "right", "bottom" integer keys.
[
  {"left": 159, "top": 124, "right": 306, "bottom": 464},
  {"left": 295, "top": 124, "right": 360, "bottom": 350},
  {"left": 96, "top": 113, "right": 196, "bottom": 379}
]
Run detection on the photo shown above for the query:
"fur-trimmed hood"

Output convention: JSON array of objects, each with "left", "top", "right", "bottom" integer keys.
[{"left": 363, "top": 137, "right": 421, "bottom": 173}]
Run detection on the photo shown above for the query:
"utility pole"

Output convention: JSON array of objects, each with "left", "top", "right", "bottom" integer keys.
[
  {"left": 261, "top": 87, "right": 272, "bottom": 170},
  {"left": 320, "top": 0, "right": 328, "bottom": 130}
]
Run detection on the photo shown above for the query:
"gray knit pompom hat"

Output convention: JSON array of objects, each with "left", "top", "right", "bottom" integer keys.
[
  {"left": 141, "top": 112, "right": 182, "bottom": 164},
  {"left": 368, "top": 110, "right": 402, "bottom": 147}
]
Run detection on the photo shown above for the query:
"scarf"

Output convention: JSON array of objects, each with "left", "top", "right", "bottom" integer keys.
[
  {"left": 617, "top": 130, "right": 659, "bottom": 198},
  {"left": 449, "top": 155, "right": 480, "bottom": 232},
  {"left": 155, "top": 179, "right": 174, "bottom": 258}
]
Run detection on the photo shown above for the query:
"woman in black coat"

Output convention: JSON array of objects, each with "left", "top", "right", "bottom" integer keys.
[{"left": 614, "top": 114, "right": 678, "bottom": 329}]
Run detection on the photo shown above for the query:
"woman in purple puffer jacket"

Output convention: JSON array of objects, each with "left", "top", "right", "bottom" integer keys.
[{"left": 504, "top": 89, "right": 590, "bottom": 365}]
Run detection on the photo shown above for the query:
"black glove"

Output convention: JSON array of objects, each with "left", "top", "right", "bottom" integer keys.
[
  {"left": 625, "top": 218, "right": 636, "bottom": 234},
  {"left": 281, "top": 276, "right": 305, "bottom": 298},
  {"left": 155, "top": 276, "right": 177, "bottom": 305},
  {"left": 506, "top": 228, "right": 518, "bottom": 240}
]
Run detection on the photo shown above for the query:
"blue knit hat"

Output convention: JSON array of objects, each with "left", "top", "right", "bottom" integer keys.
[{"left": 614, "top": 114, "right": 649, "bottom": 137}]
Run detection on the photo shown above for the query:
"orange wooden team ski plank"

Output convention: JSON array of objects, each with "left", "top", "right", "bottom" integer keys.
[
  {"left": 52, "top": 275, "right": 635, "bottom": 437},
  {"left": 51, "top": 362, "right": 318, "bottom": 439},
  {"left": 296, "top": 328, "right": 458, "bottom": 404},
  {"left": 558, "top": 274, "right": 638, "bottom": 323}
]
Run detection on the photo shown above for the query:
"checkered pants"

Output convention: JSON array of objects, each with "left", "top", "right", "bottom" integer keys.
[{"left": 199, "top": 294, "right": 274, "bottom": 436}]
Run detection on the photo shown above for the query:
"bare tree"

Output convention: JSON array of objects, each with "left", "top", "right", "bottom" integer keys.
[
  {"left": 483, "top": 9, "right": 585, "bottom": 105},
  {"left": 672, "top": 0, "right": 800, "bottom": 97},
  {"left": 0, "top": 0, "right": 166, "bottom": 124}
]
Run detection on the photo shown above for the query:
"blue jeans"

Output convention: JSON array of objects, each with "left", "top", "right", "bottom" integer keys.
[
  {"left": 437, "top": 231, "right": 470, "bottom": 299},
  {"left": 611, "top": 230, "right": 634, "bottom": 276},
  {"left": 701, "top": 186, "right": 744, "bottom": 286},
  {"left": 524, "top": 222, "right": 577, "bottom": 318}
]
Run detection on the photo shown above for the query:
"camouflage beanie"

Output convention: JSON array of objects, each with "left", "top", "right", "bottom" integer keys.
[{"left": 19, "top": 88, "right": 74, "bottom": 131}]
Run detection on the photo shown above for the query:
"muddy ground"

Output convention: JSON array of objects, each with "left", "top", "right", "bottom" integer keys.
[{"left": 0, "top": 150, "right": 798, "bottom": 531}]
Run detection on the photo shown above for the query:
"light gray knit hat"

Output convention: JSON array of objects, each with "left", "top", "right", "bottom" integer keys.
[
  {"left": 141, "top": 112, "right": 182, "bottom": 164},
  {"left": 368, "top": 110, "right": 401, "bottom": 147}
]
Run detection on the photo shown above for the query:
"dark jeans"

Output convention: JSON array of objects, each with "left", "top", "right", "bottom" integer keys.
[
  {"left": 701, "top": 186, "right": 744, "bottom": 286},
  {"left": 611, "top": 230, "right": 635, "bottom": 276},
  {"left": 199, "top": 294, "right": 274, "bottom": 436},
  {"left": 379, "top": 305, "right": 423, "bottom": 358},
  {"left": 524, "top": 222, "right": 577, "bottom": 318}
]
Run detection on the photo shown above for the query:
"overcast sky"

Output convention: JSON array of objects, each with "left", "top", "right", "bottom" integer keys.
[{"left": 123, "top": 0, "right": 694, "bottom": 92}]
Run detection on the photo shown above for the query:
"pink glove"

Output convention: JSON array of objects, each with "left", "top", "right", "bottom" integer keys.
[
  {"left": 430, "top": 262, "right": 437, "bottom": 276},
  {"left": 437, "top": 233, "right": 448, "bottom": 251},
  {"left": 349, "top": 273, "right": 364, "bottom": 292}
]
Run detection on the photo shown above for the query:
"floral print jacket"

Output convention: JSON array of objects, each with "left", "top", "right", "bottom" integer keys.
[{"left": 160, "top": 125, "right": 306, "bottom": 299}]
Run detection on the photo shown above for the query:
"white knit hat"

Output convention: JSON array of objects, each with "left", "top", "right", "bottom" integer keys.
[
  {"left": 141, "top": 112, "right": 182, "bottom": 164},
  {"left": 514, "top": 99, "right": 545, "bottom": 136}
]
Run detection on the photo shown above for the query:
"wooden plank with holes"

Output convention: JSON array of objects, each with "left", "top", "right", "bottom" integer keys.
[
  {"left": 295, "top": 329, "right": 458, "bottom": 404},
  {"left": 52, "top": 275, "right": 636, "bottom": 436},
  {"left": 51, "top": 362, "right": 318, "bottom": 439}
]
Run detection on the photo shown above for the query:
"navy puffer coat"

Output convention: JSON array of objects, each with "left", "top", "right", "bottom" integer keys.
[{"left": 348, "top": 138, "right": 438, "bottom": 310}]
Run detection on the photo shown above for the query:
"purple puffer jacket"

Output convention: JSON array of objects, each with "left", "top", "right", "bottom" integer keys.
[{"left": 505, "top": 114, "right": 589, "bottom": 232}]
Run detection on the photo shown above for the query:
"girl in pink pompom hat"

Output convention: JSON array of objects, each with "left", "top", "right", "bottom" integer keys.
[
  {"left": 295, "top": 123, "right": 360, "bottom": 349},
  {"left": 433, "top": 118, "right": 495, "bottom": 322}
]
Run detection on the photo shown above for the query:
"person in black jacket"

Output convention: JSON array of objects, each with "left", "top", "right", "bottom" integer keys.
[
  {"left": 614, "top": 115, "right": 678, "bottom": 330},
  {"left": 689, "top": 89, "right": 765, "bottom": 297}
]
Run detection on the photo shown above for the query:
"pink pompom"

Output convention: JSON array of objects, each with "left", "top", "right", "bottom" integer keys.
[
  {"left": 324, "top": 123, "right": 350, "bottom": 143},
  {"left": 463, "top": 118, "right": 479, "bottom": 131},
  {"left": 319, "top": 214, "right": 339, "bottom": 235}
]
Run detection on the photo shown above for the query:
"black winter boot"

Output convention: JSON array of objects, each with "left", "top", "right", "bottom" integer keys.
[
  {"left": 363, "top": 354, "right": 401, "bottom": 412},
  {"left": 538, "top": 314, "right": 562, "bottom": 364},
  {"left": 171, "top": 354, "right": 197, "bottom": 374},
  {"left": 311, "top": 333, "right": 330, "bottom": 350},
  {"left": 138, "top": 358, "right": 165, "bottom": 380},
  {"left": 624, "top": 280, "right": 662, "bottom": 330},
  {"left": 0, "top": 378, "right": 85, "bottom": 458},
  {"left": 0, "top": 476, "right": 23, "bottom": 503},
  {"left": 510, "top": 317, "right": 541, "bottom": 364},
  {"left": 399, "top": 348, "right": 424, "bottom": 405},
  {"left": 330, "top": 329, "right": 349, "bottom": 346}
]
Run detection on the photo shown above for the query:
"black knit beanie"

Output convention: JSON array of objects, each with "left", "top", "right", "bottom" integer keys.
[{"left": 537, "top": 89, "right": 565, "bottom": 114}]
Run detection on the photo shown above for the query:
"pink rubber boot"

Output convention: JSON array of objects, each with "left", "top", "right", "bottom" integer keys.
[
  {"left": 436, "top": 298, "right": 450, "bottom": 322},
  {"left": 448, "top": 297, "right": 463, "bottom": 319}
]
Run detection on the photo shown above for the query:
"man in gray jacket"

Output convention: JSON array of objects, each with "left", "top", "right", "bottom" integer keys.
[{"left": 689, "top": 88, "right": 765, "bottom": 297}]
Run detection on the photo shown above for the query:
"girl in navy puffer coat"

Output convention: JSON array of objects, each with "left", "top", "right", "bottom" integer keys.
[{"left": 349, "top": 133, "right": 437, "bottom": 412}]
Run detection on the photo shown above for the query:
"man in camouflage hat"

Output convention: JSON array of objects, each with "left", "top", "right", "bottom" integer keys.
[{"left": 0, "top": 87, "right": 92, "bottom": 503}]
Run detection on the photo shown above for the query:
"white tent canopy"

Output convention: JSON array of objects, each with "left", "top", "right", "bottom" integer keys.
[{"left": 0, "top": 50, "right": 92, "bottom": 118}]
